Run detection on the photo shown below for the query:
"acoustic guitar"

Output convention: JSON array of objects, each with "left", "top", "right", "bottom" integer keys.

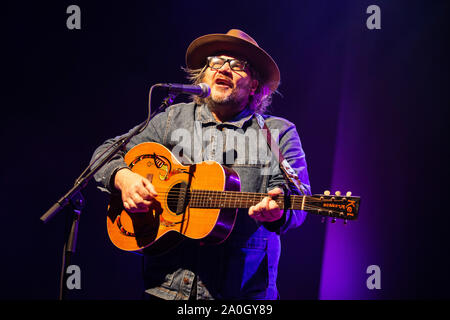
[{"left": 107, "top": 142, "right": 360, "bottom": 255}]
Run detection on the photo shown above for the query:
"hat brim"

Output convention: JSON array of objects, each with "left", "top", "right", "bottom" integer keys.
[{"left": 186, "top": 34, "right": 280, "bottom": 92}]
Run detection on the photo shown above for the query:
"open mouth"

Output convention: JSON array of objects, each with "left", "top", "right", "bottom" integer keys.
[{"left": 215, "top": 78, "right": 233, "bottom": 88}]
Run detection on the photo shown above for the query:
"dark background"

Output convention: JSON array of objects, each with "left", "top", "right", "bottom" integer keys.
[{"left": 2, "top": 0, "right": 449, "bottom": 300}]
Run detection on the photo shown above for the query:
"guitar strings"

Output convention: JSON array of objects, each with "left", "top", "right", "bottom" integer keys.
[
  {"left": 149, "top": 190, "right": 347, "bottom": 215},
  {"left": 161, "top": 196, "right": 339, "bottom": 211},
  {"left": 151, "top": 187, "right": 343, "bottom": 205},
  {"left": 150, "top": 186, "right": 342, "bottom": 201},
  {"left": 158, "top": 194, "right": 341, "bottom": 213},
  {"left": 156, "top": 194, "right": 343, "bottom": 209}
]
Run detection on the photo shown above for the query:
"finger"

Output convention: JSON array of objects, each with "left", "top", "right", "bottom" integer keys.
[
  {"left": 269, "top": 199, "right": 280, "bottom": 211},
  {"left": 142, "top": 179, "right": 158, "bottom": 197},
  {"left": 252, "top": 201, "right": 268, "bottom": 221},
  {"left": 137, "top": 198, "right": 153, "bottom": 207},
  {"left": 134, "top": 181, "right": 157, "bottom": 200},
  {"left": 268, "top": 187, "right": 283, "bottom": 197},
  {"left": 132, "top": 192, "right": 145, "bottom": 204},
  {"left": 263, "top": 197, "right": 271, "bottom": 211},
  {"left": 127, "top": 192, "right": 150, "bottom": 210},
  {"left": 124, "top": 198, "right": 137, "bottom": 212},
  {"left": 249, "top": 206, "right": 261, "bottom": 219},
  {"left": 135, "top": 186, "right": 153, "bottom": 200},
  {"left": 132, "top": 193, "right": 153, "bottom": 208},
  {"left": 252, "top": 198, "right": 269, "bottom": 215},
  {"left": 268, "top": 201, "right": 282, "bottom": 220}
]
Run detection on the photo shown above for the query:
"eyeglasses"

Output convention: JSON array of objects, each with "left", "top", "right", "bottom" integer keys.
[{"left": 207, "top": 56, "right": 249, "bottom": 72}]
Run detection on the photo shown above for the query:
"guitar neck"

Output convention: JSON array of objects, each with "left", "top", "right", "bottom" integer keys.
[
  {"left": 190, "top": 190, "right": 301, "bottom": 210},
  {"left": 188, "top": 190, "right": 358, "bottom": 220}
]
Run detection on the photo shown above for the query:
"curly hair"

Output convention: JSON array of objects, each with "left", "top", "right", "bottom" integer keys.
[{"left": 182, "top": 64, "right": 277, "bottom": 115}]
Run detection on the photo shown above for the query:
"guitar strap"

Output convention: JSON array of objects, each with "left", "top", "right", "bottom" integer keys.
[{"left": 255, "top": 113, "right": 305, "bottom": 195}]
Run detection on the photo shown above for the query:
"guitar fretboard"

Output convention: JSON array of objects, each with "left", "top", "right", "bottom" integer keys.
[{"left": 188, "top": 190, "right": 296, "bottom": 209}]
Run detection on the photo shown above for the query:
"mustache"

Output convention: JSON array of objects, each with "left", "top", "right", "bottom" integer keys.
[{"left": 214, "top": 76, "right": 234, "bottom": 88}]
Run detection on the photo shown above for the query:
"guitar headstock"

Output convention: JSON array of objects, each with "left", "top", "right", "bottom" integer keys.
[{"left": 309, "top": 191, "right": 360, "bottom": 222}]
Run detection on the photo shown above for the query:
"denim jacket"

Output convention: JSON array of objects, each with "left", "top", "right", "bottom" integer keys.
[{"left": 92, "top": 102, "right": 311, "bottom": 300}]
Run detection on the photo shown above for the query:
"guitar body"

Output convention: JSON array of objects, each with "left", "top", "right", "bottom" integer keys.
[
  {"left": 106, "top": 142, "right": 361, "bottom": 255},
  {"left": 107, "top": 142, "right": 240, "bottom": 255}
]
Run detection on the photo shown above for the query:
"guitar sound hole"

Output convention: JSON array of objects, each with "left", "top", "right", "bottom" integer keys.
[{"left": 167, "top": 182, "right": 191, "bottom": 215}]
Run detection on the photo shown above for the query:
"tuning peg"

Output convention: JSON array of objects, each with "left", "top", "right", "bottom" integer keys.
[
  {"left": 331, "top": 218, "right": 337, "bottom": 223},
  {"left": 321, "top": 217, "right": 326, "bottom": 223},
  {"left": 324, "top": 190, "right": 331, "bottom": 196},
  {"left": 335, "top": 191, "right": 341, "bottom": 196},
  {"left": 344, "top": 219, "right": 348, "bottom": 225},
  {"left": 346, "top": 191, "right": 352, "bottom": 197}
]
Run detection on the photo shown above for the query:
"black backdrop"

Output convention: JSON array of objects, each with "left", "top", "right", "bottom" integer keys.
[{"left": 2, "top": 0, "right": 449, "bottom": 300}]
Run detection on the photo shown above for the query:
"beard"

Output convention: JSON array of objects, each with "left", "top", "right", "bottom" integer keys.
[{"left": 205, "top": 85, "right": 250, "bottom": 112}]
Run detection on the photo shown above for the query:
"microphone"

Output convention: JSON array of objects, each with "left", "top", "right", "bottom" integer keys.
[{"left": 157, "top": 83, "right": 211, "bottom": 98}]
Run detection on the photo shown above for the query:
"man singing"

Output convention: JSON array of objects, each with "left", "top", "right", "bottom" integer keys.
[{"left": 92, "top": 29, "right": 311, "bottom": 300}]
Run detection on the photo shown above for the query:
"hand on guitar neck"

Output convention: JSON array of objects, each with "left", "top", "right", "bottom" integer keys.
[
  {"left": 249, "top": 187, "right": 284, "bottom": 222},
  {"left": 114, "top": 168, "right": 158, "bottom": 213}
]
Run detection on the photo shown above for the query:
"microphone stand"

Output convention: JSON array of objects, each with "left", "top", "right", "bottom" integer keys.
[{"left": 40, "top": 85, "right": 178, "bottom": 300}]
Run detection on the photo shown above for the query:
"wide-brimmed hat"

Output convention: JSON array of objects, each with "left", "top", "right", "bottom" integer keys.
[{"left": 185, "top": 29, "right": 280, "bottom": 92}]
